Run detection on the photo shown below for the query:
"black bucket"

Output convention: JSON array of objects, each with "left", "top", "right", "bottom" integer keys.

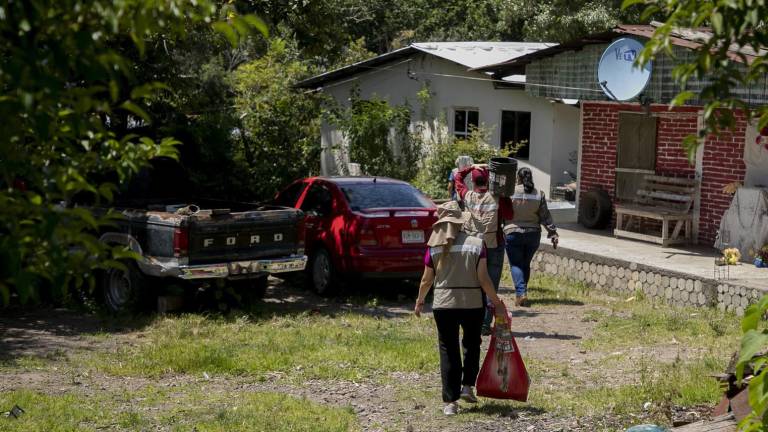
[{"left": 488, "top": 157, "right": 518, "bottom": 197}]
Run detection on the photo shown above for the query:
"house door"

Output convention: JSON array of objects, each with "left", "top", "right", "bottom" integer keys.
[{"left": 615, "top": 112, "right": 657, "bottom": 200}]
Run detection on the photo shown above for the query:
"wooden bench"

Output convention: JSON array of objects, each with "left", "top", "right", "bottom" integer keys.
[{"left": 614, "top": 175, "right": 697, "bottom": 247}]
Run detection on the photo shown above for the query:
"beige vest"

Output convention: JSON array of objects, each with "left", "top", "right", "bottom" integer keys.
[
  {"left": 504, "top": 185, "right": 543, "bottom": 233},
  {"left": 463, "top": 191, "right": 499, "bottom": 248},
  {"left": 430, "top": 233, "right": 484, "bottom": 310}
]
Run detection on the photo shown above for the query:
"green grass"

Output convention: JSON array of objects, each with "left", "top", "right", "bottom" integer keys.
[
  {"left": 2, "top": 274, "right": 745, "bottom": 430},
  {"left": 0, "top": 388, "right": 358, "bottom": 432},
  {"left": 81, "top": 312, "right": 437, "bottom": 381}
]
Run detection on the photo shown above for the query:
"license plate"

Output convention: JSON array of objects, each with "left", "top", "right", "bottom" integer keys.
[
  {"left": 401, "top": 230, "right": 425, "bottom": 244},
  {"left": 259, "top": 259, "right": 306, "bottom": 273}
]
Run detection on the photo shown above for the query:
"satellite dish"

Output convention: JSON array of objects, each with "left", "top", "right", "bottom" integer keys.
[{"left": 597, "top": 38, "right": 652, "bottom": 101}]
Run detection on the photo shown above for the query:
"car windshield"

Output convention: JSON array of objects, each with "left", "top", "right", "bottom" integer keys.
[{"left": 340, "top": 183, "right": 432, "bottom": 210}]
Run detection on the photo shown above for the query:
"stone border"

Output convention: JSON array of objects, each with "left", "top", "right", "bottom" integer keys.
[{"left": 531, "top": 244, "right": 765, "bottom": 316}]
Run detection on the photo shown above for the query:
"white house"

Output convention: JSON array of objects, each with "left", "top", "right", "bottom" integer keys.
[{"left": 296, "top": 42, "right": 581, "bottom": 198}]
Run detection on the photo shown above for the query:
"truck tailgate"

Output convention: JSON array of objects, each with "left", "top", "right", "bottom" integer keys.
[{"left": 187, "top": 207, "right": 302, "bottom": 265}]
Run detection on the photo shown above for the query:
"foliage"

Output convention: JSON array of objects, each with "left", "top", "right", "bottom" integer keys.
[
  {"left": 328, "top": 88, "right": 422, "bottom": 181},
  {"left": 0, "top": 1, "right": 265, "bottom": 306},
  {"left": 231, "top": 38, "right": 322, "bottom": 200},
  {"left": 737, "top": 295, "right": 768, "bottom": 431},
  {"left": 630, "top": 2, "right": 768, "bottom": 427},
  {"left": 631, "top": 0, "right": 768, "bottom": 159},
  {"left": 414, "top": 121, "right": 502, "bottom": 199}
]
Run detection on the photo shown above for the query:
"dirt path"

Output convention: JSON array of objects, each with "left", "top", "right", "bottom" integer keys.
[{"left": 0, "top": 279, "right": 703, "bottom": 431}]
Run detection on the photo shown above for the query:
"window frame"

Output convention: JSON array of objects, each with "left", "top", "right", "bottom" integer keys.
[{"left": 453, "top": 107, "right": 479, "bottom": 139}]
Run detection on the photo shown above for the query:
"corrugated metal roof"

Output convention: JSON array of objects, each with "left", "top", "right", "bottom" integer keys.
[
  {"left": 294, "top": 42, "right": 554, "bottom": 89},
  {"left": 411, "top": 42, "right": 553, "bottom": 69}
]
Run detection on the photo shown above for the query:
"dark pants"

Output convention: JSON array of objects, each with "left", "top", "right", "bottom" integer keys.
[
  {"left": 433, "top": 307, "right": 484, "bottom": 402},
  {"left": 505, "top": 231, "right": 541, "bottom": 297},
  {"left": 483, "top": 243, "right": 505, "bottom": 328}
]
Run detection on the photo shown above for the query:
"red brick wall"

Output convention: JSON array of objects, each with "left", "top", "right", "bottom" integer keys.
[
  {"left": 579, "top": 102, "right": 746, "bottom": 245},
  {"left": 699, "top": 115, "right": 747, "bottom": 245}
]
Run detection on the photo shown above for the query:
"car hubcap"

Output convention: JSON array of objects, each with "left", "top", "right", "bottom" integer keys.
[
  {"left": 107, "top": 268, "right": 131, "bottom": 310},
  {"left": 313, "top": 253, "right": 330, "bottom": 292}
]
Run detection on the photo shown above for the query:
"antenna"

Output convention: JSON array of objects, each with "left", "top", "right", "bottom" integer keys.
[{"left": 597, "top": 38, "right": 652, "bottom": 101}]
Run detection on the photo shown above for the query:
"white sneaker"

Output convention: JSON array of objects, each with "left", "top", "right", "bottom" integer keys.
[
  {"left": 443, "top": 401, "right": 459, "bottom": 416},
  {"left": 460, "top": 385, "right": 478, "bottom": 403}
]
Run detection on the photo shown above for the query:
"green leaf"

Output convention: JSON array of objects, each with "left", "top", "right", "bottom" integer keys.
[
  {"left": 621, "top": 0, "right": 645, "bottom": 9},
  {"left": 212, "top": 21, "right": 238, "bottom": 46},
  {"left": 242, "top": 15, "right": 269, "bottom": 37},
  {"left": 670, "top": 91, "right": 696, "bottom": 107},
  {"left": 711, "top": 12, "right": 724, "bottom": 34},
  {"left": 737, "top": 330, "right": 768, "bottom": 381},
  {"left": 743, "top": 295, "right": 768, "bottom": 332},
  {"left": 120, "top": 100, "right": 151, "bottom": 122}
]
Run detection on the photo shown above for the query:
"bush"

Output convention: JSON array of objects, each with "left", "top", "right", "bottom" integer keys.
[{"left": 413, "top": 122, "right": 501, "bottom": 200}]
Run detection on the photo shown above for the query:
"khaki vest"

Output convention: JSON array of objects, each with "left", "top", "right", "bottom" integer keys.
[
  {"left": 504, "top": 185, "right": 543, "bottom": 234},
  {"left": 463, "top": 191, "right": 499, "bottom": 248},
  {"left": 429, "top": 233, "right": 484, "bottom": 310}
]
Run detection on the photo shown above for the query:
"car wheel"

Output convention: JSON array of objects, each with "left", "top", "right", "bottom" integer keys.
[
  {"left": 102, "top": 261, "right": 148, "bottom": 314},
  {"left": 310, "top": 249, "right": 337, "bottom": 297},
  {"left": 229, "top": 275, "right": 269, "bottom": 305}
]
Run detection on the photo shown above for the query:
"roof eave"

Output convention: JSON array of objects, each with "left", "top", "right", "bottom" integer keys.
[{"left": 293, "top": 46, "right": 417, "bottom": 89}]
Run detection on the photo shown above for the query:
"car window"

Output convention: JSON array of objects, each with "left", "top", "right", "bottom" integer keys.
[
  {"left": 340, "top": 183, "right": 432, "bottom": 211},
  {"left": 275, "top": 182, "right": 307, "bottom": 208},
  {"left": 300, "top": 184, "right": 333, "bottom": 216}
]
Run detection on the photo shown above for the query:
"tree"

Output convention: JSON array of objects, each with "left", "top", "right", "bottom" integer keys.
[
  {"left": 0, "top": 1, "right": 265, "bottom": 306},
  {"left": 231, "top": 38, "right": 322, "bottom": 200},
  {"left": 630, "top": 1, "right": 768, "bottom": 429}
]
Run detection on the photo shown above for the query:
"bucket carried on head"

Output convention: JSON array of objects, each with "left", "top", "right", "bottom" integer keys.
[{"left": 488, "top": 157, "right": 518, "bottom": 197}]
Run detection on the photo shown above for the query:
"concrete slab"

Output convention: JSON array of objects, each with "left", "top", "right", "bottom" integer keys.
[{"left": 542, "top": 224, "right": 768, "bottom": 292}]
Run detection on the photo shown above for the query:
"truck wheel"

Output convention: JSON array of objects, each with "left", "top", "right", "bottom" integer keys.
[
  {"left": 102, "top": 261, "right": 148, "bottom": 314},
  {"left": 578, "top": 189, "right": 612, "bottom": 229},
  {"left": 230, "top": 275, "right": 269, "bottom": 305},
  {"left": 310, "top": 249, "right": 338, "bottom": 297}
]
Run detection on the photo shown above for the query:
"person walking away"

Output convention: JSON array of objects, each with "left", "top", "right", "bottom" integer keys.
[
  {"left": 503, "top": 167, "right": 558, "bottom": 307},
  {"left": 454, "top": 164, "right": 512, "bottom": 334},
  {"left": 448, "top": 156, "right": 474, "bottom": 202},
  {"left": 414, "top": 201, "right": 505, "bottom": 416}
]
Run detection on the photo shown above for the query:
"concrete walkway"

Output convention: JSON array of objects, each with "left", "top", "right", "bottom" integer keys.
[{"left": 547, "top": 224, "right": 768, "bottom": 291}]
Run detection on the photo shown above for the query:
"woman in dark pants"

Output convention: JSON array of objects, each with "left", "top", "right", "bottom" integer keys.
[
  {"left": 504, "top": 167, "right": 559, "bottom": 306},
  {"left": 414, "top": 201, "right": 505, "bottom": 416}
]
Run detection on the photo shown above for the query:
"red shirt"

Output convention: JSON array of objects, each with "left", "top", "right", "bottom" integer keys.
[{"left": 454, "top": 167, "right": 513, "bottom": 244}]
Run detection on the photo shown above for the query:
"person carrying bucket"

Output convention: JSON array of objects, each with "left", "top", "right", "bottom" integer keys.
[
  {"left": 453, "top": 164, "right": 512, "bottom": 334},
  {"left": 414, "top": 201, "right": 505, "bottom": 416}
]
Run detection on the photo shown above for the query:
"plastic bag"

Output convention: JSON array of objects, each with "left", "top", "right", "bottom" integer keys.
[{"left": 476, "top": 308, "right": 530, "bottom": 401}]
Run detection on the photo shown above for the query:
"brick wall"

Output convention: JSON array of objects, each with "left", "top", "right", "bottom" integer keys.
[
  {"left": 579, "top": 102, "right": 746, "bottom": 245},
  {"left": 699, "top": 115, "right": 747, "bottom": 245}
]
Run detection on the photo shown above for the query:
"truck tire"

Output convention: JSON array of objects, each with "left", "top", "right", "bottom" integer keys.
[
  {"left": 309, "top": 248, "right": 338, "bottom": 297},
  {"left": 578, "top": 189, "right": 612, "bottom": 229},
  {"left": 102, "top": 261, "right": 149, "bottom": 314},
  {"left": 229, "top": 275, "right": 269, "bottom": 305}
]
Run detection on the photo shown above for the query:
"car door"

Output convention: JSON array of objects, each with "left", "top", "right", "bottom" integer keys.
[{"left": 298, "top": 182, "right": 335, "bottom": 256}]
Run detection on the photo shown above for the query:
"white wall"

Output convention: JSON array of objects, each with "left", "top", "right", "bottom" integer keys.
[{"left": 319, "top": 53, "right": 579, "bottom": 195}]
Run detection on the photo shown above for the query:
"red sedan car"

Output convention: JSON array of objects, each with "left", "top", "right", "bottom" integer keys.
[{"left": 274, "top": 176, "right": 437, "bottom": 295}]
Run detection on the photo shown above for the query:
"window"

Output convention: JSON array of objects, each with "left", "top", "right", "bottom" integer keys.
[
  {"left": 274, "top": 182, "right": 307, "bottom": 208},
  {"left": 300, "top": 184, "right": 333, "bottom": 216},
  {"left": 501, "top": 110, "right": 532, "bottom": 159},
  {"left": 340, "top": 183, "right": 432, "bottom": 211},
  {"left": 454, "top": 108, "right": 479, "bottom": 139}
]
